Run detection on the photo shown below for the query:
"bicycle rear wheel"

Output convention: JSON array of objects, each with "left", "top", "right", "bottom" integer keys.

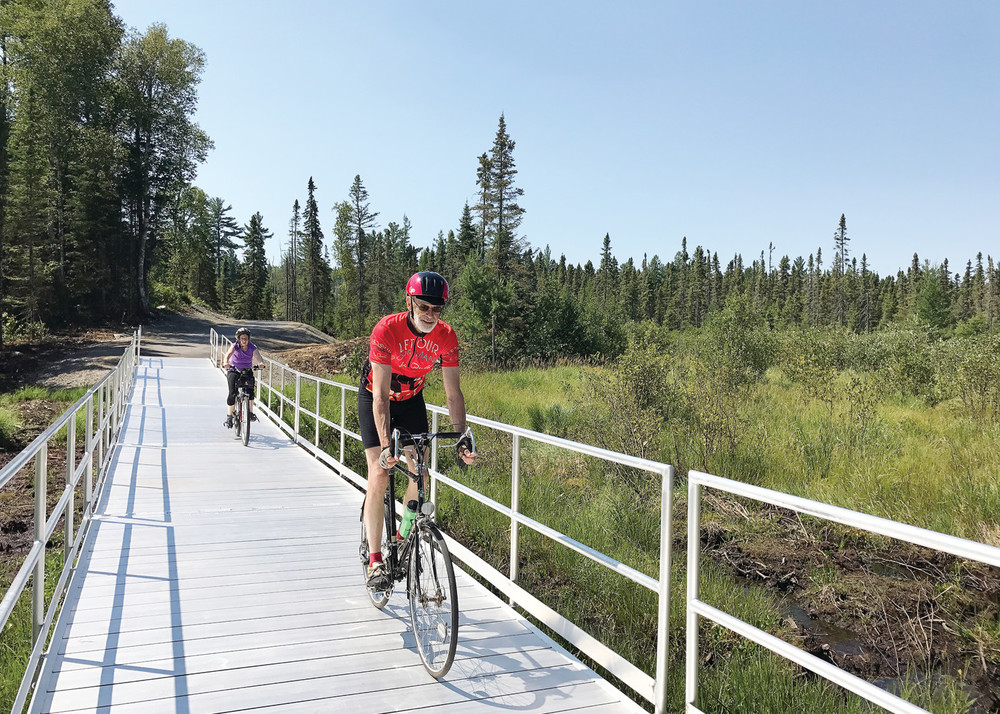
[
  {"left": 239, "top": 395, "right": 250, "bottom": 446},
  {"left": 360, "top": 512, "right": 391, "bottom": 608},
  {"left": 408, "top": 522, "right": 458, "bottom": 678}
]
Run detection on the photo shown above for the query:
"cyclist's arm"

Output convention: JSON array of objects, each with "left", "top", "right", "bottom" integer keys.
[
  {"left": 370, "top": 362, "right": 393, "bottom": 450},
  {"left": 252, "top": 348, "right": 265, "bottom": 368},
  {"left": 442, "top": 365, "right": 476, "bottom": 464},
  {"left": 223, "top": 344, "right": 235, "bottom": 368}
]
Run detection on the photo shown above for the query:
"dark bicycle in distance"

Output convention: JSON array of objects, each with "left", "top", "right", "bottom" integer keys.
[{"left": 231, "top": 365, "right": 260, "bottom": 446}]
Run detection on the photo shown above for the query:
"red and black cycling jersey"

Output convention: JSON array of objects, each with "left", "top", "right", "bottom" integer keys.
[{"left": 362, "top": 312, "right": 459, "bottom": 401}]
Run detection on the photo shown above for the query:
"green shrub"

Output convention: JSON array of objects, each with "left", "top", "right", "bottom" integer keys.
[
  {"left": 2, "top": 313, "right": 49, "bottom": 343},
  {"left": 148, "top": 281, "right": 191, "bottom": 311}
]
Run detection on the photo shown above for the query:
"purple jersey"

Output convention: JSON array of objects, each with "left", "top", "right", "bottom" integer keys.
[{"left": 230, "top": 342, "right": 257, "bottom": 369}]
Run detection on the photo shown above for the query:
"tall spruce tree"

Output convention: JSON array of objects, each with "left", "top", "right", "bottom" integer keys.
[
  {"left": 300, "top": 177, "right": 328, "bottom": 324},
  {"left": 481, "top": 115, "right": 524, "bottom": 274},
  {"left": 346, "top": 174, "right": 378, "bottom": 330},
  {"left": 234, "top": 211, "right": 271, "bottom": 319},
  {"left": 284, "top": 199, "right": 301, "bottom": 320}
]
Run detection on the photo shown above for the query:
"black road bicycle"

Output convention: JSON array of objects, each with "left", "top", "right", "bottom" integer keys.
[
  {"left": 231, "top": 366, "right": 260, "bottom": 446},
  {"left": 359, "top": 427, "right": 473, "bottom": 678}
]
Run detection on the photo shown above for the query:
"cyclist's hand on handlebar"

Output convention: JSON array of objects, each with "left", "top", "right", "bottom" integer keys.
[
  {"left": 456, "top": 429, "right": 477, "bottom": 466},
  {"left": 378, "top": 446, "right": 398, "bottom": 470}
]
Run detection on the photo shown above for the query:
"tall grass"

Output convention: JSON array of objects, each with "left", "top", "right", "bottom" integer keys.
[{"left": 1, "top": 551, "right": 65, "bottom": 713}]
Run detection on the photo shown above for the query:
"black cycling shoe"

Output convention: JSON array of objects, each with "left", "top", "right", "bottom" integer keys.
[
  {"left": 224, "top": 415, "right": 233, "bottom": 428},
  {"left": 366, "top": 561, "right": 391, "bottom": 591}
]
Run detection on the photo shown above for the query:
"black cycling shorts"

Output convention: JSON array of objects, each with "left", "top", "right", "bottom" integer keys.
[{"left": 357, "top": 385, "right": 428, "bottom": 450}]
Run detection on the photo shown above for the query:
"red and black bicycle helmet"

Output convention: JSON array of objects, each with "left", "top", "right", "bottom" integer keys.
[{"left": 405, "top": 271, "right": 449, "bottom": 305}]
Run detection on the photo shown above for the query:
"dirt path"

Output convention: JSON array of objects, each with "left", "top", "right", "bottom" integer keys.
[{"left": 21, "top": 305, "right": 339, "bottom": 390}]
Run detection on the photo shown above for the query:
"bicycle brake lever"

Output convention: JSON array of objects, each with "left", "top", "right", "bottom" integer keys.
[{"left": 391, "top": 428, "right": 401, "bottom": 460}]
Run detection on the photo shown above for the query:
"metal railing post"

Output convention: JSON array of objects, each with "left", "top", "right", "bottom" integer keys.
[
  {"left": 267, "top": 361, "right": 273, "bottom": 410},
  {"left": 33, "top": 445, "right": 47, "bottom": 642},
  {"left": 430, "top": 411, "right": 439, "bottom": 506},
  {"left": 339, "top": 388, "right": 346, "bottom": 463},
  {"left": 97, "top": 382, "right": 105, "bottom": 469},
  {"left": 279, "top": 367, "right": 286, "bottom": 421},
  {"left": 685, "top": 478, "right": 703, "bottom": 711},
  {"left": 315, "top": 378, "right": 321, "bottom": 447},
  {"left": 85, "top": 398, "right": 94, "bottom": 510},
  {"left": 294, "top": 373, "right": 301, "bottom": 441},
  {"left": 65, "top": 412, "right": 76, "bottom": 562},
  {"left": 510, "top": 434, "right": 521, "bottom": 606},
  {"left": 653, "top": 465, "right": 674, "bottom": 714}
]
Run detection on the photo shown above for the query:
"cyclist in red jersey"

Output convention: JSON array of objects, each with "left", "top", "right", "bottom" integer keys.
[{"left": 359, "top": 271, "right": 477, "bottom": 590}]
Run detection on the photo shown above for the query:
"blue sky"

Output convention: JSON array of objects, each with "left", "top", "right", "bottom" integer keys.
[{"left": 110, "top": 1, "right": 998, "bottom": 277}]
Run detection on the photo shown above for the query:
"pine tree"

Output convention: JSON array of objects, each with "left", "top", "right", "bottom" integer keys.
[
  {"left": 833, "top": 214, "right": 849, "bottom": 325},
  {"left": 234, "top": 211, "right": 271, "bottom": 319},
  {"left": 347, "top": 174, "right": 378, "bottom": 328},
  {"left": 301, "top": 177, "right": 327, "bottom": 323},
  {"left": 481, "top": 115, "right": 524, "bottom": 274},
  {"left": 284, "top": 199, "right": 301, "bottom": 320},
  {"left": 456, "top": 202, "right": 478, "bottom": 260},
  {"left": 598, "top": 233, "right": 618, "bottom": 303}
]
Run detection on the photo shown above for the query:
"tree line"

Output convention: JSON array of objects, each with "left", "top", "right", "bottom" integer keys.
[{"left": 2, "top": 2, "right": 997, "bottom": 363}]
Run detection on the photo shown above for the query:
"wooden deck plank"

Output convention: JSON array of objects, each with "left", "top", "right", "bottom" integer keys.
[{"left": 29, "top": 356, "right": 645, "bottom": 713}]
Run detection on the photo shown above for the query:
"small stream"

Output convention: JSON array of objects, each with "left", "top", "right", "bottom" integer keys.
[{"left": 736, "top": 577, "right": 992, "bottom": 712}]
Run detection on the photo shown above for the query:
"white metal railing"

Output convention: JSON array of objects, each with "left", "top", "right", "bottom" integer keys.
[
  {"left": 685, "top": 470, "right": 1000, "bottom": 714},
  {"left": 208, "top": 328, "right": 675, "bottom": 711},
  {"left": 2, "top": 328, "right": 140, "bottom": 714}
]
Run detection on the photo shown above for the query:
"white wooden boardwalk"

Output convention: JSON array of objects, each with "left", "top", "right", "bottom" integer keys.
[{"left": 30, "top": 356, "right": 643, "bottom": 713}]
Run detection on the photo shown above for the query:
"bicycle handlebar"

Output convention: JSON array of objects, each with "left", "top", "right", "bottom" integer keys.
[{"left": 391, "top": 428, "right": 473, "bottom": 459}]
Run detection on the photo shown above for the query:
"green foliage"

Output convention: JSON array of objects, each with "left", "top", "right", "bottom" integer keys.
[
  {"left": 1, "top": 312, "right": 49, "bottom": 343},
  {"left": 936, "top": 333, "right": 1000, "bottom": 420},
  {"left": 573, "top": 328, "right": 680, "bottom": 472},
  {"left": 0, "top": 406, "right": 21, "bottom": 449},
  {"left": 148, "top": 280, "right": 191, "bottom": 312},
  {"left": 344, "top": 341, "right": 368, "bottom": 382},
  {"left": 915, "top": 266, "right": 954, "bottom": 329}
]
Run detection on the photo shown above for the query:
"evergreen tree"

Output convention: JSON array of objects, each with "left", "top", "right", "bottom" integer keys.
[
  {"left": 481, "top": 115, "right": 524, "bottom": 274},
  {"left": 597, "top": 233, "right": 618, "bottom": 303},
  {"left": 300, "top": 177, "right": 328, "bottom": 323},
  {"left": 456, "top": 202, "right": 478, "bottom": 261},
  {"left": 233, "top": 211, "right": 271, "bottom": 319},
  {"left": 283, "top": 199, "right": 301, "bottom": 320},
  {"left": 346, "top": 174, "right": 378, "bottom": 330},
  {"left": 833, "top": 214, "right": 849, "bottom": 326},
  {"left": 208, "top": 197, "right": 239, "bottom": 280}
]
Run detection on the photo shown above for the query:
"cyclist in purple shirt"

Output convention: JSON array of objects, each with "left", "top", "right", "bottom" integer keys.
[{"left": 224, "top": 327, "right": 264, "bottom": 428}]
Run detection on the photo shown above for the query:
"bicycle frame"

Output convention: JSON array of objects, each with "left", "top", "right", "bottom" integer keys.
[{"left": 382, "top": 430, "right": 464, "bottom": 581}]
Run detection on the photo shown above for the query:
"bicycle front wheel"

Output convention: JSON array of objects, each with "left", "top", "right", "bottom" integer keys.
[
  {"left": 408, "top": 522, "right": 459, "bottom": 678},
  {"left": 233, "top": 401, "right": 243, "bottom": 440},
  {"left": 240, "top": 396, "right": 250, "bottom": 446}
]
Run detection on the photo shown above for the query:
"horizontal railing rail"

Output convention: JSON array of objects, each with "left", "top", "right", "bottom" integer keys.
[
  {"left": 208, "top": 328, "right": 674, "bottom": 711},
  {"left": 685, "top": 470, "right": 1000, "bottom": 714},
  {"left": 3, "top": 328, "right": 140, "bottom": 714}
]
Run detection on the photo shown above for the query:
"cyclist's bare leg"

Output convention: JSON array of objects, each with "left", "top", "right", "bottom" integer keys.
[
  {"left": 364, "top": 445, "right": 390, "bottom": 554},
  {"left": 399, "top": 445, "right": 430, "bottom": 510}
]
